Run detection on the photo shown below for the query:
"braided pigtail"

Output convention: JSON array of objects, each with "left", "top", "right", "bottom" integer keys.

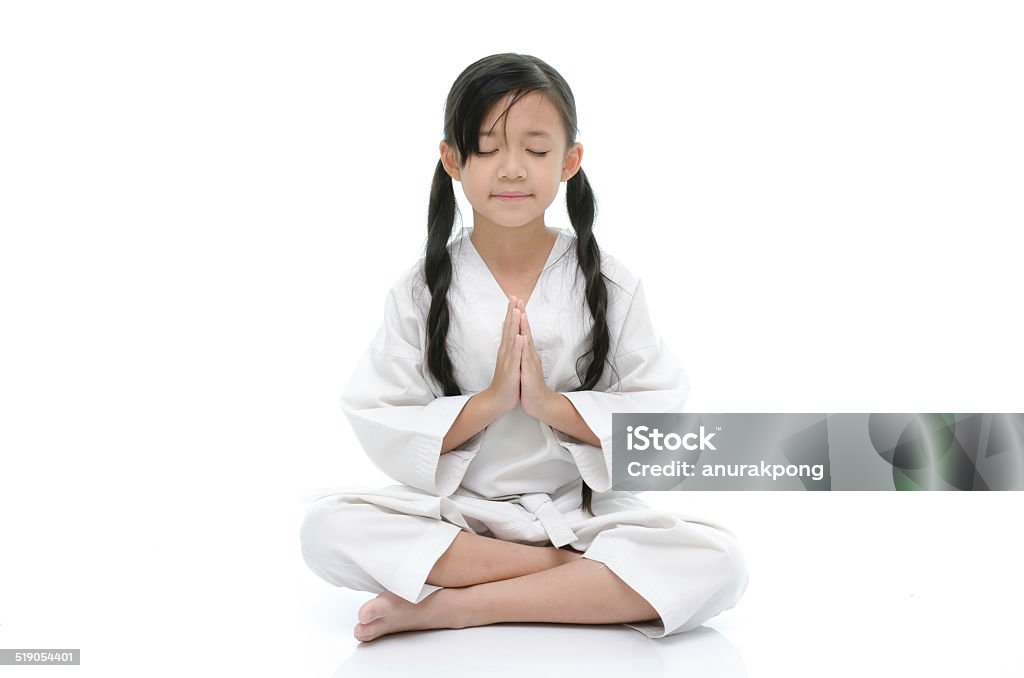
[
  {"left": 424, "top": 159, "right": 461, "bottom": 397},
  {"left": 566, "top": 167, "right": 618, "bottom": 517}
]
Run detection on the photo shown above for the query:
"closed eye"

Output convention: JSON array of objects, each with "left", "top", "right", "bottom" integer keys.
[{"left": 477, "top": 150, "right": 550, "bottom": 157}]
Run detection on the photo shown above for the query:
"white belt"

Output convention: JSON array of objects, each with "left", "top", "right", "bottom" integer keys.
[{"left": 517, "top": 493, "right": 579, "bottom": 548}]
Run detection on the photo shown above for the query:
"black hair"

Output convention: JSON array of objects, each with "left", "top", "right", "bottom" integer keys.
[{"left": 424, "top": 53, "right": 618, "bottom": 517}]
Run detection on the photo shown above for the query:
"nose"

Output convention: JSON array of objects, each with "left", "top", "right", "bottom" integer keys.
[{"left": 497, "top": 149, "right": 527, "bottom": 180}]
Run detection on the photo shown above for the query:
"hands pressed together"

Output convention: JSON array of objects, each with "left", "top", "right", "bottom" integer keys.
[{"left": 486, "top": 294, "right": 560, "bottom": 421}]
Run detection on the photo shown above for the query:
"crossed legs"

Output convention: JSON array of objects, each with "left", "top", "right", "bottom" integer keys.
[{"left": 354, "top": 531, "right": 659, "bottom": 642}]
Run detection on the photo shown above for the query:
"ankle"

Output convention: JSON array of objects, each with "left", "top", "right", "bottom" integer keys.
[{"left": 441, "top": 587, "right": 485, "bottom": 629}]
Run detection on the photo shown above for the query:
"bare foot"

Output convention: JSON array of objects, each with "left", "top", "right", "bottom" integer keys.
[{"left": 354, "top": 590, "right": 462, "bottom": 642}]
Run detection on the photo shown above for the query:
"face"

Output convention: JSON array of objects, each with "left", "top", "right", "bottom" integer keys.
[{"left": 440, "top": 91, "right": 583, "bottom": 230}]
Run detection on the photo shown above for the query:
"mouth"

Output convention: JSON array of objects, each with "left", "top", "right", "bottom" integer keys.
[{"left": 492, "top": 193, "right": 532, "bottom": 202}]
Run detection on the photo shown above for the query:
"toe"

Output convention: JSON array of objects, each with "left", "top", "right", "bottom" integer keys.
[
  {"left": 357, "top": 599, "right": 380, "bottom": 624},
  {"left": 353, "top": 622, "right": 376, "bottom": 642}
]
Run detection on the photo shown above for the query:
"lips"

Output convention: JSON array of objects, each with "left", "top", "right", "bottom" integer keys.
[{"left": 493, "top": 192, "right": 532, "bottom": 203}]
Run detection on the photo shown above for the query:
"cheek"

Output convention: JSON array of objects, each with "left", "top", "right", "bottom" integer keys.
[
  {"left": 471, "top": 178, "right": 492, "bottom": 198},
  {"left": 538, "top": 168, "right": 562, "bottom": 192},
  {"left": 461, "top": 173, "right": 486, "bottom": 195}
]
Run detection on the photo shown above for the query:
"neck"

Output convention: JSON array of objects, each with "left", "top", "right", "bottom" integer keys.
[{"left": 469, "top": 217, "right": 557, "bottom": 272}]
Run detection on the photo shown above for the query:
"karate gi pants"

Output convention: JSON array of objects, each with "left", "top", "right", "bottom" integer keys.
[{"left": 299, "top": 479, "right": 749, "bottom": 639}]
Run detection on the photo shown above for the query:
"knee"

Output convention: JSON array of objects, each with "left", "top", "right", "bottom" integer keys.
[
  {"left": 298, "top": 498, "right": 362, "bottom": 584},
  {"left": 299, "top": 501, "right": 333, "bottom": 564}
]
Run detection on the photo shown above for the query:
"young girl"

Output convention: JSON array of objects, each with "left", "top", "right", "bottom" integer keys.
[{"left": 300, "top": 53, "right": 748, "bottom": 643}]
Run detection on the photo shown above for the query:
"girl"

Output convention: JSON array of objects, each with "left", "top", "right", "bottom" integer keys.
[{"left": 300, "top": 53, "right": 748, "bottom": 643}]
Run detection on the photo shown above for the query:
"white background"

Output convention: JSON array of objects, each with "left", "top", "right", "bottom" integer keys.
[{"left": 1, "top": 1, "right": 1022, "bottom": 676}]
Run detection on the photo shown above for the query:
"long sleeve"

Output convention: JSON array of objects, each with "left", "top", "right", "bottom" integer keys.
[
  {"left": 551, "top": 278, "right": 689, "bottom": 493},
  {"left": 340, "top": 285, "right": 483, "bottom": 496}
]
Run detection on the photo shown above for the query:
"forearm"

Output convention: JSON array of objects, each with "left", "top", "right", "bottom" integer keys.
[
  {"left": 540, "top": 394, "right": 601, "bottom": 448},
  {"left": 441, "top": 389, "right": 504, "bottom": 454}
]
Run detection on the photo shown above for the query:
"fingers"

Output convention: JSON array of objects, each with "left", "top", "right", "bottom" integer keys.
[
  {"left": 504, "top": 296, "right": 523, "bottom": 368},
  {"left": 504, "top": 295, "right": 516, "bottom": 335},
  {"left": 503, "top": 295, "right": 520, "bottom": 347},
  {"left": 510, "top": 308, "right": 521, "bottom": 345},
  {"left": 509, "top": 333, "right": 524, "bottom": 372},
  {"left": 502, "top": 296, "right": 533, "bottom": 359}
]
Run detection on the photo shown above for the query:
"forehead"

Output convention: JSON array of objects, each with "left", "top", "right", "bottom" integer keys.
[{"left": 480, "top": 92, "right": 562, "bottom": 137}]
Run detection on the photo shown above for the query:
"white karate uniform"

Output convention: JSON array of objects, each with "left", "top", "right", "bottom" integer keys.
[{"left": 300, "top": 227, "right": 749, "bottom": 638}]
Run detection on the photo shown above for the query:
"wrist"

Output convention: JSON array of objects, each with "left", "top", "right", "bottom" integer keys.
[
  {"left": 538, "top": 391, "right": 564, "bottom": 425},
  {"left": 478, "top": 388, "right": 511, "bottom": 419}
]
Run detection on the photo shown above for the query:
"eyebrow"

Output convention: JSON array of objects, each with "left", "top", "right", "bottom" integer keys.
[{"left": 479, "top": 130, "right": 553, "bottom": 139}]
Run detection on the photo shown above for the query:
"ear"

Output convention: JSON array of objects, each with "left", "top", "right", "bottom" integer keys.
[
  {"left": 561, "top": 142, "right": 583, "bottom": 182},
  {"left": 439, "top": 141, "right": 461, "bottom": 181}
]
